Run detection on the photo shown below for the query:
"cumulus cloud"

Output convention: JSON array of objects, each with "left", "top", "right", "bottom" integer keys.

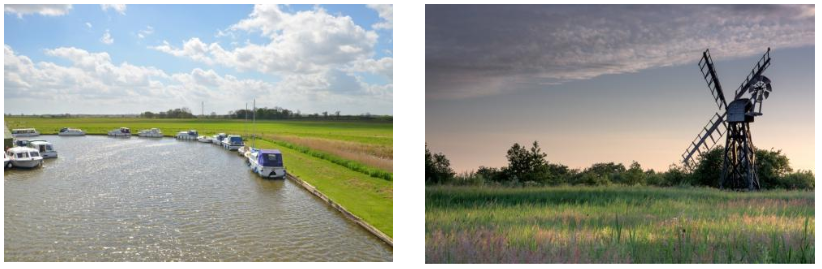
[
  {"left": 345, "top": 57, "right": 393, "bottom": 80},
  {"left": 426, "top": 4, "right": 816, "bottom": 100},
  {"left": 146, "top": 4, "right": 391, "bottom": 109},
  {"left": 101, "top": 4, "right": 126, "bottom": 15},
  {"left": 4, "top": 4, "right": 72, "bottom": 18},
  {"left": 151, "top": 5, "right": 381, "bottom": 76},
  {"left": 5, "top": 44, "right": 390, "bottom": 114},
  {"left": 100, "top": 29, "right": 114, "bottom": 45},
  {"left": 367, "top": 4, "right": 392, "bottom": 30}
]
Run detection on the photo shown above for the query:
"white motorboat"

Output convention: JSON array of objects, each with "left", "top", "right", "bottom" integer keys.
[
  {"left": 248, "top": 149, "right": 286, "bottom": 179},
  {"left": 138, "top": 128, "right": 163, "bottom": 138},
  {"left": 222, "top": 135, "right": 244, "bottom": 151},
  {"left": 212, "top": 133, "right": 227, "bottom": 145},
  {"left": 6, "top": 147, "right": 43, "bottom": 168},
  {"left": 4, "top": 151, "right": 10, "bottom": 169},
  {"left": 11, "top": 128, "right": 39, "bottom": 137},
  {"left": 197, "top": 136, "right": 212, "bottom": 143},
  {"left": 58, "top": 127, "right": 86, "bottom": 136},
  {"left": 176, "top": 130, "right": 198, "bottom": 140},
  {"left": 108, "top": 127, "right": 132, "bottom": 137},
  {"left": 27, "top": 140, "right": 57, "bottom": 159}
]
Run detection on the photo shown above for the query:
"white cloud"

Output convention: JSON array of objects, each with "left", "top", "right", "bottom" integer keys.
[
  {"left": 4, "top": 4, "right": 72, "bottom": 18},
  {"left": 5, "top": 44, "right": 391, "bottom": 115},
  {"left": 345, "top": 57, "right": 393, "bottom": 80},
  {"left": 138, "top": 25, "right": 154, "bottom": 39},
  {"left": 85, "top": 22, "right": 92, "bottom": 28},
  {"left": 153, "top": 5, "right": 380, "bottom": 76},
  {"left": 426, "top": 5, "right": 816, "bottom": 100},
  {"left": 148, "top": 4, "right": 392, "bottom": 108},
  {"left": 100, "top": 29, "right": 114, "bottom": 45},
  {"left": 367, "top": 4, "right": 392, "bottom": 30},
  {"left": 101, "top": 4, "right": 126, "bottom": 15}
]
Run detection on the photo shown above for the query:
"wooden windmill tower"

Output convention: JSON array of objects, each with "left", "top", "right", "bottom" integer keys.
[{"left": 681, "top": 48, "right": 772, "bottom": 190}]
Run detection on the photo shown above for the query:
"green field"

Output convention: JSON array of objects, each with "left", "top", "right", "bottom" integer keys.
[
  {"left": 5, "top": 117, "right": 393, "bottom": 238},
  {"left": 426, "top": 185, "right": 814, "bottom": 263}
]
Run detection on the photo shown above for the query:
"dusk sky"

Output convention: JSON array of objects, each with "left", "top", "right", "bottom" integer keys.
[
  {"left": 426, "top": 5, "right": 815, "bottom": 172},
  {"left": 4, "top": 4, "right": 393, "bottom": 115}
]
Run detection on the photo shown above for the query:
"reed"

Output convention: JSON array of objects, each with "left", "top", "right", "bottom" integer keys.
[{"left": 426, "top": 185, "right": 814, "bottom": 263}]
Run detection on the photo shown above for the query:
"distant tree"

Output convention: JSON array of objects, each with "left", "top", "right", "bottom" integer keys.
[
  {"left": 780, "top": 170, "right": 814, "bottom": 190},
  {"left": 692, "top": 148, "right": 724, "bottom": 188},
  {"left": 505, "top": 141, "right": 552, "bottom": 184},
  {"left": 755, "top": 148, "right": 792, "bottom": 189},
  {"left": 623, "top": 161, "right": 646, "bottom": 185},
  {"left": 425, "top": 144, "right": 455, "bottom": 184}
]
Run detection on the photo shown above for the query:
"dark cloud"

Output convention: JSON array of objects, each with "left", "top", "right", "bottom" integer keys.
[{"left": 426, "top": 4, "right": 815, "bottom": 99}]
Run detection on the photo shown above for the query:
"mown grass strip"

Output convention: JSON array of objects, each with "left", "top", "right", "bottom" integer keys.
[{"left": 267, "top": 139, "right": 393, "bottom": 181}]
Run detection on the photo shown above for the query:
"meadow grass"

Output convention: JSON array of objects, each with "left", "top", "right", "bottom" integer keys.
[
  {"left": 5, "top": 116, "right": 393, "bottom": 238},
  {"left": 426, "top": 185, "right": 814, "bottom": 263}
]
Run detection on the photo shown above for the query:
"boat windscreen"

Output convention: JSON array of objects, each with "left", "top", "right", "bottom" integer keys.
[{"left": 259, "top": 153, "right": 283, "bottom": 167}]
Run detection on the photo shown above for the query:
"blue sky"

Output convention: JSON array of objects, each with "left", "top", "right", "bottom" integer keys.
[
  {"left": 4, "top": 4, "right": 393, "bottom": 115},
  {"left": 426, "top": 5, "right": 814, "bottom": 172}
]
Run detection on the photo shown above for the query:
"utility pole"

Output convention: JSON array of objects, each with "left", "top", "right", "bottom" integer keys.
[{"left": 252, "top": 98, "right": 256, "bottom": 148}]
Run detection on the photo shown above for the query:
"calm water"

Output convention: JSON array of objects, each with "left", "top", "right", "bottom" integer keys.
[{"left": 4, "top": 135, "right": 392, "bottom": 261}]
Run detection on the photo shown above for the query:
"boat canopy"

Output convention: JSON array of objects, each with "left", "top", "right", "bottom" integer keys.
[{"left": 257, "top": 150, "right": 283, "bottom": 167}]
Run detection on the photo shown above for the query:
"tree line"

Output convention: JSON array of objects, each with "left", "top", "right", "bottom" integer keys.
[
  {"left": 425, "top": 141, "right": 814, "bottom": 190},
  {"left": 139, "top": 107, "right": 391, "bottom": 122}
]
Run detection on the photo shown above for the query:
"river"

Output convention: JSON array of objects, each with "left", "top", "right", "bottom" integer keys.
[{"left": 4, "top": 135, "right": 392, "bottom": 261}]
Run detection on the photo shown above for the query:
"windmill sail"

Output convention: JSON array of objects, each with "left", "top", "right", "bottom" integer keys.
[
  {"left": 732, "top": 48, "right": 771, "bottom": 100},
  {"left": 699, "top": 49, "right": 727, "bottom": 110},
  {"left": 682, "top": 112, "right": 726, "bottom": 170}
]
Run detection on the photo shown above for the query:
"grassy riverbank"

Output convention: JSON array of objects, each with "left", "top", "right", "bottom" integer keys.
[
  {"left": 426, "top": 185, "right": 814, "bottom": 263},
  {"left": 5, "top": 116, "right": 393, "bottom": 238}
]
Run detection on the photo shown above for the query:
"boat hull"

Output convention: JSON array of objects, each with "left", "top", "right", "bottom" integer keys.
[
  {"left": 223, "top": 143, "right": 243, "bottom": 151},
  {"left": 11, "top": 159, "right": 42, "bottom": 168},
  {"left": 41, "top": 152, "right": 58, "bottom": 159},
  {"left": 250, "top": 162, "right": 286, "bottom": 179}
]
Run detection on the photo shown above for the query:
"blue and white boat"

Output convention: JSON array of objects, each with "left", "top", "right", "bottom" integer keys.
[
  {"left": 248, "top": 149, "right": 286, "bottom": 179},
  {"left": 212, "top": 133, "right": 227, "bottom": 145},
  {"left": 222, "top": 135, "right": 244, "bottom": 151},
  {"left": 176, "top": 130, "right": 198, "bottom": 140},
  {"left": 108, "top": 127, "right": 131, "bottom": 137}
]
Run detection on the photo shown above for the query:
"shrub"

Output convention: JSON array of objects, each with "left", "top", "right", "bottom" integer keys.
[{"left": 779, "top": 170, "right": 814, "bottom": 190}]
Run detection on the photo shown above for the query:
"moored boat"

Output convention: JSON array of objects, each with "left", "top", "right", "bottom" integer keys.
[
  {"left": 222, "top": 135, "right": 244, "bottom": 151},
  {"left": 212, "top": 133, "right": 227, "bottom": 145},
  {"left": 138, "top": 128, "right": 164, "bottom": 138},
  {"left": 248, "top": 149, "right": 286, "bottom": 179},
  {"left": 176, "top": 130, "right": 198, "bottom": 140},
  {"left": 6, "top": 147, "right": 43, "bottom": 168},
  {"left": 27, "top": 140, "right": 57, "bottom": 158},
  {"left": 197, "top": 136, "right": 212, "bottom": 143},
  {"left": 11, "top": 128, "right": 39, "bottom": 137},
  {"left": 58, "top": 127, "right": 86, "bottom": 136},
  {"left": 108, "top": 127, "right": 132, "bottom": 137}
]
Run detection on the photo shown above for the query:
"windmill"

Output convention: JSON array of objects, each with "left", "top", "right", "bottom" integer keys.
[{"left": 681, "top": 48, "right": 772, "bottom": 190}]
